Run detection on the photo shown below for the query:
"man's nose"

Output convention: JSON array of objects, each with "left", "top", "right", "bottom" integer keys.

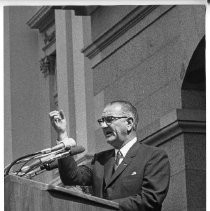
[{"left": 100, "top": 121, "right": 109, "bottom": 128}]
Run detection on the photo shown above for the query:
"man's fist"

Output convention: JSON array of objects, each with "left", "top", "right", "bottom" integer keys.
[{"left": 49, "top": 110, "right": 68, "bottom": 141}]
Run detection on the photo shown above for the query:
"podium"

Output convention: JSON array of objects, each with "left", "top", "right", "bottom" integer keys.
[{"left": 5, "top": 175, "right": 119, "bottom": 211}]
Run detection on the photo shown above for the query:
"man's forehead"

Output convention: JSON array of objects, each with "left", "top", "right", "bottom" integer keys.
[{"left": 102, "top": 103, "right": 123, "bottom": 116}]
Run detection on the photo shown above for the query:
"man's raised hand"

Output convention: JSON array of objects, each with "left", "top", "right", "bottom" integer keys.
[{"left": 49, "top": 110, "right": 68, "bottom": 141}]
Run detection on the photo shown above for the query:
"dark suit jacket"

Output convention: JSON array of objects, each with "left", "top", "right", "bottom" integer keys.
[{"left": 58, "top": 141, "right": 170, "bottom": 211}]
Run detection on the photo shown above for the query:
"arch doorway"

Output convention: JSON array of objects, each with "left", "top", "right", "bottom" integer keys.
[{"left": 181, "top": 36, "right": 205, "bottom": 110}]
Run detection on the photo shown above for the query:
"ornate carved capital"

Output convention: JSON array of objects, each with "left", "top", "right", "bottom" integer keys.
[{"left": 39, "top": 55, "right": 55, "bottom": 77}]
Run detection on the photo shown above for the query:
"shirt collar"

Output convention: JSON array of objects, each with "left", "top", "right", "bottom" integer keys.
[{"left": 115, "top": 137, "right": 137, "bottom": 158}]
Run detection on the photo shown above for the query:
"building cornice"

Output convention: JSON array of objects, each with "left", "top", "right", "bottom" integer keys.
[
  {"left": 27, "top": 6, "right": 98, "bottom": 32},
  {"left": 26, "top": 6, "right": 58, "bottom": 32},
  {"left": 139, "top": 109, "right": 206, "bottom": 146},
  {"left": 62, "top": 6, "right": 98, "bottom": 16},
  {"left": 82, "top": 5, "right": 159, "bottom": 59}
]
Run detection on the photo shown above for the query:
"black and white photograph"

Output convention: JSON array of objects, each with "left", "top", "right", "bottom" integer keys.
[{"left": 3, "top": 1, "right": 207, "bottom": 211}]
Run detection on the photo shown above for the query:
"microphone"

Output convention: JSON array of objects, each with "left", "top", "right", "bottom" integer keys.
[
  {"left": 68, "top": 145, "right": 85, "bottom": 156},
  {"left": 21, "top": 161, "right": 58, "bottom": 179},
  {"left": 24, "top": 167, "right": 46, "bottom": 179},
  {"left": 21, "top": 145, "right": 85, "bottom": 174},
  {"left": 37, "top": 145, "right": 85, "bottom": 171},
  {"left": 21, "top": 153, "right": 56, "bottom": 174},
  {"left": 40, "top": 138, "right": 76, "bottom": 154},
  {"left": 43, "top": 160, "right": 58, "bottom": 171}
]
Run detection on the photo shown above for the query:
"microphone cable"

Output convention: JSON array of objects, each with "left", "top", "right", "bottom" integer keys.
[
  {"left": 15, "top": 155, "right": 42, "bottom": 177},
  {"left": 4, "top": 151, "right": 41, "bottom": 176},
  {"left": 15, "top": 149, "right": 63, "bottom": 176}
]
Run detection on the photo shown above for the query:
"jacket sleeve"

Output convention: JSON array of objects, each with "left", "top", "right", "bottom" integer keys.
[
  {"left": 114, "top": 149, "right": 170, "bottom": 211},
  {"left": 58, "top": 155, "right": 93, "bottom": 186}
]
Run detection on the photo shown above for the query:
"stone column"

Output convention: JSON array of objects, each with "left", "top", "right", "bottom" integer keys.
[
  {"left": 138, "top": 109, "right": 206, "bottom": 211},
  {"left": 55, "top": 10, "right": 95, "bottom": 158},
  {"left": 55, "top": 10, "right": 76, "bottom": 141}
]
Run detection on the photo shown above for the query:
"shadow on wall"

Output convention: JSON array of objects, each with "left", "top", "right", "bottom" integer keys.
[{"left": 181, "top": 36, "right": 206, "bottom": 110}]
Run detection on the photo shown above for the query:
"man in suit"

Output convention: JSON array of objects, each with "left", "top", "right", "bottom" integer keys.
[{"left": 49, "top": 100, "right": 170, "bottom": 211}]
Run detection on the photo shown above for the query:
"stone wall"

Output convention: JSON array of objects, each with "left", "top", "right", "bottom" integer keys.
[
  {"left": 84, "top": 5, "right": 206, "bottom": 211},
  {"left": 5, "top": 5, "right": 206, "bottom": 210}
]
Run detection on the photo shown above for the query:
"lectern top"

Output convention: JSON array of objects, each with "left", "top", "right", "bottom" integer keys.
[{"left": 5, "top": 175, "right": 119, "bottom": 211}]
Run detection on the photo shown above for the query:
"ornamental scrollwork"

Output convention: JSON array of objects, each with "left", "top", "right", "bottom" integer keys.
[{"left": 39, "top": 56, "right": 54, "bottom": 77}]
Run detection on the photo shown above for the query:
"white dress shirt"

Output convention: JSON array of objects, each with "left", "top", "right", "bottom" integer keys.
[{"left": 115, "top": 137, "right": 137, "bottom": 167}]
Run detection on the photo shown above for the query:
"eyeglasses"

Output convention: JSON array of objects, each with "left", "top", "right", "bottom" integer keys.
[{"left": 97, "top": 116, "right": 128, "bottom": 126}]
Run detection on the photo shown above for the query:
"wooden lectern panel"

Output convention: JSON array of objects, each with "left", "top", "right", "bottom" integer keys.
[{"left": 5, "top": 175, "right": 119, "bottom": 211}]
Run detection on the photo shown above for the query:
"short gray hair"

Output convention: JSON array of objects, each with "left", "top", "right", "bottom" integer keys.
[{"left": 108, "top": 100, "right": 139, "bottom": 131}]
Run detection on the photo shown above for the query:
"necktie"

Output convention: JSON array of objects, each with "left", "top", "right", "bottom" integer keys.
[{"left": 114, "top": 150, "right": 123, "bottom": 170}]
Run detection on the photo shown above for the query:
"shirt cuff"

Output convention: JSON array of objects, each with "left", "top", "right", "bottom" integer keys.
[{"left": 56, "top": 137, "right": 69, "bottom": 145}]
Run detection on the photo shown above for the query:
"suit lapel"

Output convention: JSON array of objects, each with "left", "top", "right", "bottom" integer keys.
[
  {"left": 105, "top": 141, "right": 140, "bottom": 188},
  {"left": 104, "top": 149, "right": 115, "bottom": 186}
]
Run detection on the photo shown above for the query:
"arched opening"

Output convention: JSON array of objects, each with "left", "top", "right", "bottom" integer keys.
[{"left": 181, "top": 36, "right": 206, "bottom": 109}]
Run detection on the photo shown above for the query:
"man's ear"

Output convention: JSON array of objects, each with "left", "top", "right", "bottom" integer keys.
[{"left": 127, "top": 117, "right": 134, "bottom": 132}]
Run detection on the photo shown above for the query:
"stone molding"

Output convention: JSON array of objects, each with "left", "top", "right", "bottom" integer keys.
[
  {"left": 27, "top": 6, "right": 98, "bottom": 32},
  {"left": 27, "top": 6, "right": 57, "bottom": 55},
  {"left": 26, "top": 6, "right": 58, "bottom": 32},
  {"left": 82, "top": 5, "right": 159, "bottom": 59},
  {"left": 139, "top": 109, "right": 206, "bottom": 146},
  {"left": 62, "top": 6, "right": 99, "bottom": 16}
]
